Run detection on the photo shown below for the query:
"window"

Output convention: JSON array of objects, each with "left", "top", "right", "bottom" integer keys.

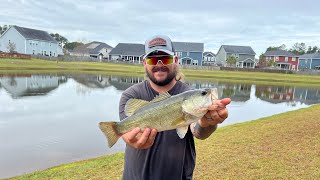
[
  {"left": 50, "top": 51, "right": 52, "bottom": 56},
  {"left": 33, "top": 50, "right": 35, "bottom": 54},
  {"left": 187, "top": 52, "right": 190, "bottom": 56},
  {"left": 106, "top": 49, "right": 108, "bottom": 53},
  {"left": 292, "top": 57, "right": 296, "bottom": 61},
  {"left": 275, "top": 56, "right": 279, "bottom": 61},
  {"left": 292, "top": 65, "right": 296, "bottom": 70},
  {"left": 285, "top": 57, "right": 288, "bottom": 62},
  {"left": 175, "top": 52, "right": 182, "bottom": 57}
]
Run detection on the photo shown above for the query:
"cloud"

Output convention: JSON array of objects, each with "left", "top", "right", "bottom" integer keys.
[{"left": 1, "top": 0, "right": 320, "bottom": 55}]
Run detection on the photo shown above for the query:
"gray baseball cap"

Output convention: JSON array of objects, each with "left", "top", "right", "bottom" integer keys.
[{"left": 144, "top": 35, "right": 175, "bottom": 57}]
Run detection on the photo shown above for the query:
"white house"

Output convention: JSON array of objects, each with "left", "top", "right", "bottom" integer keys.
[
  {"left": 0, "top": 25, "right": 63, "bottom": 57},
  {"left": 69, "top": 41, "right": 113, "bottom": 61}
]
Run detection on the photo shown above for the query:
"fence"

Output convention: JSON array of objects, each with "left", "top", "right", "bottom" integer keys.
[
  {"left": 179, "top": 65, "right": 220, "bottom": 70},
  {"left": 220, "top": 67, "right": 295, "bottom": 74},
  {"left": 296, "top": 69, "right": 320, "bottom": 75},
  {"left": 0, "top": 52, "right": 31, "bottom": 59}
]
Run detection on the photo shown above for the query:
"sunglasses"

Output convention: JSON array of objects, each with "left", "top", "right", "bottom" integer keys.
[{"left": 145, "top": 55, "right": 174, "bottom": 65}]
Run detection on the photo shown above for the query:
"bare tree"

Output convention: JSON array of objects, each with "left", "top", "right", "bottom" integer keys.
[{"left": 6, "top": 42, "right": 16, "bottom": 53}]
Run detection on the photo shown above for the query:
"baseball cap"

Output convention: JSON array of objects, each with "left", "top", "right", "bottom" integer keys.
[{"left": 144, "top": 35, "right": 175, "bottom": 57}]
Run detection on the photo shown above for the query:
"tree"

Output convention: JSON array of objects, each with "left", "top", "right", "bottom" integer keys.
[
  {"left": 258, "top": 53, "right": 266, "bottom": 67},
  {"left": 64, "top": 41, "right": 84, "bottom": 50},
  {"left": 6, "top": 42, "right": 16, "bottom": 53},
  {"left": 266, "top": 44, "right": 286, "bottom": 51},
  {"left": 50, "top": 33, "right": 68, "bottom": 47},
  {"left": 226, "top": 55, "right": 237, "bottom": 67},
  {"left": 306, "top": 46, "right": 318, "bottom": 54},
  {"left": 266, "top": 59, "right": 277, "bottom": 67},
  {"left": 0, "top": 25, "right": 11, "bottom": 35},
  {"left": 289, "top": 42, "right": 306, "bottom": 55}
]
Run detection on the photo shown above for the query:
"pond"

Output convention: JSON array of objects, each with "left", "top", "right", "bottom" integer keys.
[{"left": 0, "top": 73, "right": 319, "bottom": 178}]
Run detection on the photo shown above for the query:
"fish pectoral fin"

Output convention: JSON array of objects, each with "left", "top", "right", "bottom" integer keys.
[
  {"left": 150, "top": 91, "right": 171, "bottom": 103},
  {"left": 125, "top": 99, "right": 149, "bottom": 116},
  {"left": 176, "top": 126, "right": 189, "bottom": 139}
]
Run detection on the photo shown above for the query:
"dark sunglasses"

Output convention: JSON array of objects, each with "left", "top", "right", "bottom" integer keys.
[{"left": 146, "top": 55, "right": 174, "bottom": 65}]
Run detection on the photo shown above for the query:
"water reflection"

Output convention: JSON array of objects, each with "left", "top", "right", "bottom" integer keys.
[
  {"left": 0, "top": 73, "right": 319, "bottom": 178},
  {"left": 1, "top": 74, "right": 319, "bottom": 106},
  {"left": 0, "top": 75, "right": 67, "bottom": 98}
]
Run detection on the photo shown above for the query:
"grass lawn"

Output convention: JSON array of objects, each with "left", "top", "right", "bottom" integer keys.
[
  {"left": 11, "top": 104, "right": 320, "bottom": 179},
  {"left": 1, "top": 58, "right": 320, "bottom": 87}
]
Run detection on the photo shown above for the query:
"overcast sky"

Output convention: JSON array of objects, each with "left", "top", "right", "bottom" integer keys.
[{"left": 1, "top": 0, "right": 320, "bottom": 56}]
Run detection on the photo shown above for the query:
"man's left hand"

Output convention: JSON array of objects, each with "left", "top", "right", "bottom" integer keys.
[{"left": 199, "top": 98, "right": 231, "bottom": 127}]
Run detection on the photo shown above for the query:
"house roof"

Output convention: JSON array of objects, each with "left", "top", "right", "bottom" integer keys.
[
  {"left": 203, "top": 51, "right": 216, "bottom": 56},
  {"left": 173, "top": 42, "right": 204, "bottom": 52},
  {"left": 299, "top": 52, "right": 320, "bottom": 59},
  {"left": 71, "top": 41, "right": 113, "bottom": 55},
  {"left": 109, "top": 43, "right": 144, "bottom": 56},
  {"left": 265, "top": 50, "right": 296, "bottom": 57},
  {"left": 221, "top": 45, "right": 256, "bottom": 55},
  {"left": 13, "top": 25, "right": 57, "bottom": 42}
]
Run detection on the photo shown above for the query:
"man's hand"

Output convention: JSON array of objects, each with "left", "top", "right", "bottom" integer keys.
[
  {"left": 199, "top": 98, "right": 231, "bottom": 127},
  {"left": 122, "top": 127, "right": 157, "bottom": 149}
]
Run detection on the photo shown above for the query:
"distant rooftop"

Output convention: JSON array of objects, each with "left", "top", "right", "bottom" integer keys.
[
  {"left": 13, "top": 25, "right": 57, "bottom": 42},
  {"left": 173, "top": 42, "right": 204, "bottom": 52},
  {"left": 265, "top": 50, "right": 297, "bottom": 56},
  {"left": 221, "top": 45, "right": 256, "bottom": 55},
  {"left": 72, "top": 41, "right": 113, "bottom": 55},
  {"left": 299, "top": 52, "right": 320, "bottom": 59},
  {"left": 109, "top": 43, "right": 144, "bottom": 56}
]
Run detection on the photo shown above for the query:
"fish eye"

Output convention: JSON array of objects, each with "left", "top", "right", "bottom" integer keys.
[{"left": 201, "top": 91, "right": 207, "bottom": 96}]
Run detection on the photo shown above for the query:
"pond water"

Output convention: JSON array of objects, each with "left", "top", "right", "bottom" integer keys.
[{"left": 0, "top": 74, "right": 319, "bottom": 178}]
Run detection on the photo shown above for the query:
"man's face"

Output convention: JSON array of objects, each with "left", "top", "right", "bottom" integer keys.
[{"left": 144, "top": 51, "right": 177, "bottom": 86}]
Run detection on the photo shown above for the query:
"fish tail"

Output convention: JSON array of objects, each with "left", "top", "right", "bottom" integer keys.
[{"left": 99, "top": 122, "right": 120, "bottom": 148}]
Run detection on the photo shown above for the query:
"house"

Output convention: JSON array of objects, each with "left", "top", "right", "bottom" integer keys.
[
  {"left": 264, "top": 50, "right": 299, "bottom": 70},
  {"left": 216, "top": 45, "right": 256, "bottom": 68},
  {"left": 173, "top": 42, "right": 204, "bottom": 66},
  {"left": 69, "top": 41, "right": 113, "bottom": 61},
  {"left": 202, "top": 52, "right": 216, "bottom": 66},
  {"left": 0, "top": 25, "right": 63, "bottom": 57},
  {"left": 109, "top": 43, "right": 144, "bottom": 63},
  {"left": 298, "top": 52, "right": 320, "bottom": 70}
]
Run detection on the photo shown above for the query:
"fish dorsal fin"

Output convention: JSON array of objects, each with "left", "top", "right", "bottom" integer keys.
[
  {"left": 150, "top": 92, "right": 171, "bottom": 103},
  {"left": 176, "top": 126, "right": 189, "bottom": 139},
  {"left": 125, "top": 99, "right": 149, "bottom": 117}
]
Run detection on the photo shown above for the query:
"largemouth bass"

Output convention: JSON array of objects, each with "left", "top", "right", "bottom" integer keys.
[{"left": 99, "top": 88, "right": 218, "bottom": 148}]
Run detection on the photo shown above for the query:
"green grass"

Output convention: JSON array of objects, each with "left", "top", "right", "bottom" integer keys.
[
  {"left": 11, "top": 104, "right": 320, "bottom": 179},
  {"left": 1, "top": 58, "right": 320, "bottom": 87}
]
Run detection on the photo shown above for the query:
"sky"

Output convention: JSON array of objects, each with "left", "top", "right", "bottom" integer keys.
[{"left": 1, "top": 0, "right": 320, "bottom": 56}]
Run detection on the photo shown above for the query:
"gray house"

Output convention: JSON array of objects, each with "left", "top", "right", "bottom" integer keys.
[
  {"left": 216, "top": 45, "right": 256, "bottom": 68},
  {"left": 173, "top": 42, "right": 204, "bottom": 66},
  {"left": 0, "top": 25, "right": 63, "bottom": 57},
  {"left": 298, "top": 52, "right": 320, "bottom": 70},
  {"left": 69, "top": 41, "right": 113, "bottom": 61},
  {"left": 109, "top": 43, "right": 144, "bottom": 63},
  {"left": 202, "top": 51, "right": 216, "bottom": 66}
]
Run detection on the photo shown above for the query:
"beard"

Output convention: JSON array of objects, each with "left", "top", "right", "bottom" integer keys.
[{"left": 146, "top": 66, "right": 177, "bottom": 86}]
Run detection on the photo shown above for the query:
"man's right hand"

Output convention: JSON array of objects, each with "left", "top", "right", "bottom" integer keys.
[{"left": 122, "top": 127, "right": 157, "bottom": 149}]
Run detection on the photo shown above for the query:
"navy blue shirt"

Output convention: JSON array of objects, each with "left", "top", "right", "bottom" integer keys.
[{"left": 119, "top": 80, "right": 195, "bottom": 180}]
